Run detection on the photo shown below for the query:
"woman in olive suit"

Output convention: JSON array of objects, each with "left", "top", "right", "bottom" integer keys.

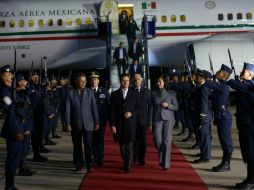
[{"left": 149, "top": 75, "right": 179, "bottom": 170}]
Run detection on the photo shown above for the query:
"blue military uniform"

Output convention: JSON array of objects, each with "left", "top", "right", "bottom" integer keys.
[
  {"left": 27, "top": 72, "right": 48, "bottom": 162},
  {"left": 205, "top": 64, "right": 233, "bottom": 172},
  {"left": 0, "top": 65, "right": 23, "bottom": 190},
  {"left": 194, "top": 70, "right": 212, "bottom": 163},
  {"left": 59, "top": 79, "right": 69, "bottom": 131},
  {"left": 228, "top": 62, "right": 254, "bottom": 189},
  {"left": 15, "top": 74, "right": 34, "bottom": 176},
  {"left": 90, "top": 71, "right": 110, "bottom": 166}
]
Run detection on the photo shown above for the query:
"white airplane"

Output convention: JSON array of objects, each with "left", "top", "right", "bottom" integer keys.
[{"left": 0, "top": 0, "right": 254, "bottom": 74}]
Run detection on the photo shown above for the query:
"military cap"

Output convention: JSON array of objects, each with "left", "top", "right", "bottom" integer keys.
[
  {"left": 202, "top": 70, "right": 213, "bottom": 79},
  {"left": 31, "top": 70, "right": 38, "bottom": 76},
  {"left": 220, "top": 64, "right": 232, "bottom": 75},
  {"left": 244, "top": 62, "right": 254, "bottom": 72},
  {"left": 89, "top": 71, "right": 100, "bottom": 78},
  {"left": 0, "top": 65, "right": 11, "bottom": 75},
  {"left": 16, "top": 74, "right": 26, "bottom": 83}
]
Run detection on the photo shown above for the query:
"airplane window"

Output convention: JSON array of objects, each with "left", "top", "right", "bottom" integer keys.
[
  {"left": 38, "top": 20, "right": 44, "bottom": 28},
  {"left": 57, "top": 19, "right": 63, "bottom": 26},
  {"left": 19, "top": 20, "right": 25, "bottom": 28},
  {"left": 28, "top": 20, "right": 34, "bottom": 27},
  {"left": 218, "top": 14, "right": 224, "bottom": 21},
  {"left": 0, "top": 21, "right": 5, "bottom": 28},
  {"left": 9, "top": 20, "right": 15, "bottom": 28},
  {"left": 161, "top": 16, "right": 167, "bottom": 23},
  {"left": 171, "top": 15, "right": 176, "bottom": 22},
  {"left": 66, "top": 18, "right": 72, "bottom": 26},
  {"left": 76, "top": 18, "right": 82, "bottom": 26},
  {"left": 246, "top": 12, "right": 252, "bottom": 20},
  {"left": 180, "top": 15, "right": 186, "bottom": 22},
  {"left": 48, "top": 19, "right": 53, "bottom": 26},
  {"left": 227, "top": 13, "right": 233, "bottom": 20},
  {"left": 237, "top": 13, "right": 243, "bottom": 20},
  {"left": 85, "top": 18, "right": 92, "bottom": 25}
]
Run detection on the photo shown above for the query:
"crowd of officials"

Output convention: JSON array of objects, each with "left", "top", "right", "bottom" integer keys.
[{"left": 1, "top": 61, "right": 254, "bottom": 190}]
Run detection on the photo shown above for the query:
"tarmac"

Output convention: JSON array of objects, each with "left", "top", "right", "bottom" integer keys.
[{"left": 0, "top": 106, "right": 248, "bottom": 190}]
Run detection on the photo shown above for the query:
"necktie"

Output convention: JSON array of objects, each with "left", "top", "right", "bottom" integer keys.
[{"left": 123, "top": 90, "right": 127, "bottom": 99}]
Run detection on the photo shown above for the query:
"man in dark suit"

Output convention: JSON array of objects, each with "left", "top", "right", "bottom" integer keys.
[
  {"left": 119, "top": 10, "right": 128, "bottom": 34},
  {"left": 129, "top": 59, "right": 143, "bottom": 79},
  {"left": 113, "top": 42, "right": 129, "bottom": 79},
  {"left": 132, "top": 74, "right": 150, "bottom": 166},
  {"left": 89, "top": 71, "right": 110, "bottom": 166},
  {"left": 128, "top": 37, "right": 144, "bottom": 61},
  {"left": 126, "top": 15, "right": 139, "bottom": 47},
  {"left": 66, "top": 73, "right": 99, "bottom": 173},
  {"left": 110, "top": 74, "right": 139, "bottom": 173}
]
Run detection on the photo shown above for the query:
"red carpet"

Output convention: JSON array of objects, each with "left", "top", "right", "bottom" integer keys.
[{"left": 80, "top": 127, "right": 208, "bottom": 190}]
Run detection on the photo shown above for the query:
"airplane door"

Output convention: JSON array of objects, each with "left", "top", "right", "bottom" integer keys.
[{"left": 100, "top": 0, "right": 119, "bottom": 34}]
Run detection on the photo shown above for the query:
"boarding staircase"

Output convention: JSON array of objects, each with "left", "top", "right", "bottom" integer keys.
[{"left": 99, "top": 15, "right": 155, "bottom": 92}]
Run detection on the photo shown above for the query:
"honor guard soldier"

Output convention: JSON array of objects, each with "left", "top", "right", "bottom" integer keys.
[
  {"left": 15, "top": 74, "right": 34, "bottom": 176},
  {"left": 228, "top": 62, "right": 254, "bottom": 189},
  {"left": 205, "top": 64, "right": 233, "bottom": 172},
  {"left": 27, "top": 71, "right": 48, "bottom": 162},
  {"left": 0, "top": 65, "right": 24, "bottom": 190},
  {"left": 193, "top": 70, "right": 212, "bottom": 164},
  {"left": 90, "top": 71, "right": 110, "bottom": 166},
  {"left": 59, "top": 75, "right": 69, "bottom": 132}
]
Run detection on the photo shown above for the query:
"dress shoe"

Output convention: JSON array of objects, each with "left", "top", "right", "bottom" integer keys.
[
  {"left": 189, "top": 143, "right": 200, "bottom": 150},
  {"left": 236, "top": 180, "right": 254, "bottom": 189},
  {"left": 193, "top": 158, "right": 209, "bottom": 164},
  {"left": 194, "top": 153, "right": 201, "bottom": 157},
  {"left": 40, "top": 146, "right": 51, "bottom": 153},
  {"left": 163, "top": 168, "right": 168, "bottom": 171},
  {"left": 97, "top": 161, "right": 104, "bottom": 167},
  {"left": 33, "top": 155, "right": 48, "bottom": 162},
  {"left": 18, "top": 168, "right": 35, "bottom": 176},
  {"left": 124, "top": 168, "right": 130, "bottom": 173},
  {"left": 87, "top": 168, "right": 94, "bottom": 173},
  {"left": 74, "top": 164, "right": 84, "bottom": 172},
  {"left": 212, "top": 162, "right": 230, "bottom": 172},
  {"left": 45, "top": 139, "right": 57, "bottom": 145},
  {"left": 4, "top": 187, "right": 19, "bottom": 190},
  {"left": 52, "top": 134, "right": 61, "bottom": 139}
]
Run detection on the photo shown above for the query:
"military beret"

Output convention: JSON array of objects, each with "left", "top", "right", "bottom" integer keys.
[
  {"left": 0, "top": 65, "right": 11, "bottom": 75},
  {"left": 89, "top": 71, "right": 100, "bottom": 78},
  {"left": 220, "top": 64, "right": 232, "bottom": 75},
  {"left": 244, "top": 62, "right": 254, "bottom": 72}
]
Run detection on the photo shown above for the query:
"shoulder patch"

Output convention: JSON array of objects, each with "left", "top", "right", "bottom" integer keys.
[{"left": 3, "top": 96, "right": 12, "bottom": 106}]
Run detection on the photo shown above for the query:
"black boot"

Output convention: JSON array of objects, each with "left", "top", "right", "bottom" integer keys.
[
  {"left": 176, "top": 126, "right": 186, "bottom": 136},
  {"left": 5, "top": 172, "right": 18, "bottom": 190},
  {"left": 181, "top": 128, "right": 194, "bottom": 142},
  {"left": 18, "top": 160, "right": 34, "bottom": 176},
  {"left": 212, "top": 151, "right": 231, "bottom": 172}
]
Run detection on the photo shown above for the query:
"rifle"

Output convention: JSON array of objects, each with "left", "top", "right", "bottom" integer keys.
[
  {"left": 208, "top": 53, "right": 215, "bottom": 76},
  {"left": 68, "top": 69, "right": 72, "bottom": 87},
  {"left": 28, "top": 61, "right": 34, "bottom": 87},
  {"left": 228, "top": 49, "right": 237, "bottom": 78},
  {"left": 13, "top": 50, "right": 17, "bottom": 103},
  {"left": 185, "top": 56, "right": 192, "bottom": 77}
]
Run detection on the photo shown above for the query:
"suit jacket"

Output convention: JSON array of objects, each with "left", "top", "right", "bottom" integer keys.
[
  {"left": 110, "top": 88, "right": 139, "bottom": 143},
  {"left": 133, "top": 87, "right": 150, "bottom": 127},
  {"left": 129, "top": 63, "right": 143, "bottom": 78},
  {"left": 150, "top": 89, "right": 178, "bottom": 125},
  {"left": 113, "top": 47, "right": 128, "bottom": 63},
  {"left": 126, "top": 20, "right": 139, "bottom": 37},
  {"left": 128, "top": 42, "right": 143, "bottom": 60},
  {"left": 66, "top": 87, "right": 99, "bottom": 132}
]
